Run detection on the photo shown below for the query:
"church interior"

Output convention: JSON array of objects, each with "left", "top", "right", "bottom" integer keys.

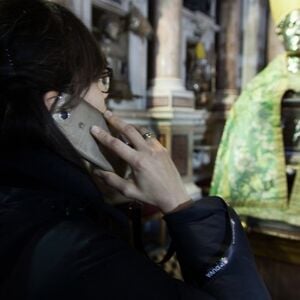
[{"left": 23, "top": 0, "right": 300, "bottom": 299}]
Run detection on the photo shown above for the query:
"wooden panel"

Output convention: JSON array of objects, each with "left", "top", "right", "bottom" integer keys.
[
  {"left": 247, "top": 229, "right": 300, "bottom": 300},
  {"left": 255, "top": 255, "right": 300, "bottom": 300},
  {"left": 248, "top": 231, "right": 300, "bottom": 265},
  {"left": 171, "top": 135, "right": 188, "bottom": 176}
]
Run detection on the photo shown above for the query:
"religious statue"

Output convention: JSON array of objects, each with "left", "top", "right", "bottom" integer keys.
[{"left": 210, "top": 0, "right": 300, "bottom": 225}]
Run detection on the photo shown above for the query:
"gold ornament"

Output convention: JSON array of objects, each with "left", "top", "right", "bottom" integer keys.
[{"left": 195, "top": 42, "right": 206, "bottom": 60}]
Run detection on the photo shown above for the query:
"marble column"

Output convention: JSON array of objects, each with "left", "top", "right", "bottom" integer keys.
[
  {"left": 147, "top": 0, "right": 203, "bottom": 200},
  {"left": 215, "top": 0, "right": 242, "bottom": 103},
  {"left": 241, "top": 0, "right": 268, "bottom": 88},
  {"left": 212, "top": 0, "right": 244, "bottom": 132},
  {"left": 153, "top": 0, "right": 181, "bottom": 79},
  {"left": 207, "top": 0, "right": 243, "bottom": 190},
  {"left": 148, "top": 0, "right": 194, "bottom": 109}
]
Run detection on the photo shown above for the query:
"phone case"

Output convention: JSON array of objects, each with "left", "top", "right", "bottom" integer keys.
[{"left": 52, "top": 94, "right": 114, "bottom": 172}]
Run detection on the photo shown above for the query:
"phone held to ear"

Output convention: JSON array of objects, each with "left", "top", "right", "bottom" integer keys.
[{"left": 52, "top": 93, "right": 115, "bottom": 172}]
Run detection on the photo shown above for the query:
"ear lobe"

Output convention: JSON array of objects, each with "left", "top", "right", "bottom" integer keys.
[{"left": 43, "top": 91, "right": 59, "bottom": 111}]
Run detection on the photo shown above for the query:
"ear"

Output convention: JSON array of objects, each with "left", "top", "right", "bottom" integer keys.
[{"left": 43, "top": 91, "right": 59, "bottom": 111}]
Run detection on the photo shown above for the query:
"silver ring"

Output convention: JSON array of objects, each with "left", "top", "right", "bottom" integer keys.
[{"left": 142, "top": 132, "right": 154, "bottom": 140}]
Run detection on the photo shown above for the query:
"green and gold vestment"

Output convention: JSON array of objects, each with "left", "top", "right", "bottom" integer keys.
[{"left": 210, "top": 54, "right": 300, "bottom": 225}]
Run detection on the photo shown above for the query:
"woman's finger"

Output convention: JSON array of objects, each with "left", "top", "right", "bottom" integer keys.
[
  {"left": 91, "top": 125, "right": 137, "bottom": 165},
  {"left": 94, "top": 170, "right": 141, "bottom": 200},
  {"left": 135, "top": 126, "right": 161, "bottom": 148},
  {"left": 103, "top": 110, "right": 147, "bottom": 150}
]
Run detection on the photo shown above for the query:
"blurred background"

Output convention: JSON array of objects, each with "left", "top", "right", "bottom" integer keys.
[{"left": 49, "top": 1, "right": 298, "bottom": 299}]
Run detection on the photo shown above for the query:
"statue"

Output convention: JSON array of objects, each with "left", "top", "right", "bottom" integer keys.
[{"left": 210, "top": 0, "right": 300, "bottom": 225}]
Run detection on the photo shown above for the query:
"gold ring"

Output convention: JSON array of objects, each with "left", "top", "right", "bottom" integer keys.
[{"left": 142, "top": 132, "right": 154, "bottom": 140}]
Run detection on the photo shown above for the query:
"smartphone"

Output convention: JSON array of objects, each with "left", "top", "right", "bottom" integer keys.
[{"left": 52, "top": 93, "right": 115, "bottom": 172}]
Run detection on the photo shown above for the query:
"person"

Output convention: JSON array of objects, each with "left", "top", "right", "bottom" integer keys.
[{"left": 0, "top": 0, "right": 270, "bottom": 299}]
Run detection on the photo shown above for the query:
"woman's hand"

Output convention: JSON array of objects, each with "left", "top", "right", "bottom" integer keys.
[{"left": 91, "top": 110, "right": 190, "bottom": 214}]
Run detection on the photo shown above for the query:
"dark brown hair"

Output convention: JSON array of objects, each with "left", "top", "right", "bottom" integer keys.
[{"left": 0, "top": 0, "right": 106, "bottom": 165}]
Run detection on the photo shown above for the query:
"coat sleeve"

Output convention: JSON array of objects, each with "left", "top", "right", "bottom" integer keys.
[
  {"left": 164, "top": 196, "right": 271, "bottom": 299},
  {"left": 12, "top": 196, "right": 269, "bottom": 300},
  {"left": 71, "top": 196, "right": 269, "bottom": 300},
  {"left": 67, "top": 219, "right": 215, "bottom": 300}
]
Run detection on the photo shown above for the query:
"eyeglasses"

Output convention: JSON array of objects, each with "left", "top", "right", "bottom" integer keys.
[{"left": 99, "top": 67, "right": 113, "bottom": 94}]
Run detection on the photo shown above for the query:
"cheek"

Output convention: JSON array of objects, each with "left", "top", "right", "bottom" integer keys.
[
  {"left": 95, "top": 94, "right": 107, "bottom": 113},
  {"left": 84, "top": 84, "right": 107, "bottom": 113}
]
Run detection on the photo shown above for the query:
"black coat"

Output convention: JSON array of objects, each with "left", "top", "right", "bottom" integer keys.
[{"left": 0, "top": 146, "right": 270, "bottom": 299}]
